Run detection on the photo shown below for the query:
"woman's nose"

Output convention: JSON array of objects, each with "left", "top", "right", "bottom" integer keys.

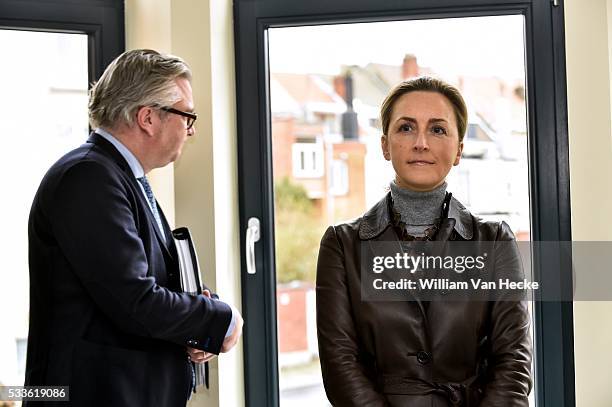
[{"left": 413, "top": 131, "right": 429, "bottom": 151}]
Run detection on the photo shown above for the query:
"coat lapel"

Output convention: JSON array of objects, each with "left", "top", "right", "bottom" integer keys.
[
  {"left": 157, "top": 204, "right": 177, "bottom": 258},
  {"left": 359, "top": 192, "right": 473, "bottom": 326},
  {"left": 366, "top": 226, "right": 429, "bottom": 323},
  {"left": 86, "top": 132, "right": 174, "bottom": 261},
  {"left": 141, "top": 194, "right": 173, "bottom": 259}
]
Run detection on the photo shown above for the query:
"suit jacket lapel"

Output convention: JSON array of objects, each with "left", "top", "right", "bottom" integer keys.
[
  {"left": 87, "top": 132, "right": 130, "bottom": 171},
  {"left": 87, "top": 132, "right": 174, "bottom": 261},
  {"left": 147, "top": 198, "right": 174, "bottom": 259},
  {"left": 157, "top": 204, "right": 177, "bottom": 258}
]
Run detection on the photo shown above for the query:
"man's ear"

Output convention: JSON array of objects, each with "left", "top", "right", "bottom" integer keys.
[
  {"left": 136, "top": 106, "right": 157, "bottom": 137},
  {"left": 454, "top": 141, "right": 464, "bottom": 166},
  {"left": 381, "top": 135, "right": 390, "bottom": 161}
]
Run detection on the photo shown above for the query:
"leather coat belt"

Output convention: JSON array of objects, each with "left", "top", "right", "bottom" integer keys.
[{"left": 379, "top": 376, "right": 481, "bottom": 407}]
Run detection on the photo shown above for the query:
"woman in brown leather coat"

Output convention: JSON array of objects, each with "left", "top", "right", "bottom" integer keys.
[{"left": 316, "top": 77, "right": 532, "bottom": 407}]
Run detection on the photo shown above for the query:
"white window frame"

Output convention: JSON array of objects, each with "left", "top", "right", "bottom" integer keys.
[
  {"left": 292, "top": 142, "right": 324, "bottom": 178},
  {"left": 329, "top": 159, "right": 349, "bottom": 196}
]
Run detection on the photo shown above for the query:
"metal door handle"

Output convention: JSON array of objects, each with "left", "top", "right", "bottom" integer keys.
[{"left": 246, "top": 217, "right": 260, "bottom": 274}]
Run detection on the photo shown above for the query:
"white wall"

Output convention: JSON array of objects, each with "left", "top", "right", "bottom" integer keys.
[
  {"left": 565, "top": 0, "right": 612, "bottom": 406},
  {"left": 125, "top": 1, "right": 244, "bottom": 406},
  {"left": 124, "top": 0, "right": 175, "bottom": 227}
]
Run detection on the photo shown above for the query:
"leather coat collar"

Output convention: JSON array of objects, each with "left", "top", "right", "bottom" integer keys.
[{"left": 358, "top": 192, "right": 474, "bottom": 241}]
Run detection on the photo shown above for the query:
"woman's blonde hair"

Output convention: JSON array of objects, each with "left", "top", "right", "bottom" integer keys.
[
  {"left": 88, "top": 49, "right": 191, "bottom": 129},
  {"left": 380, "top": 76, "right": 468, "bottom": 142}
]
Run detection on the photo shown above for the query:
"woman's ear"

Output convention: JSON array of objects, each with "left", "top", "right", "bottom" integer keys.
[
  {"left": 381, "top": 135, "right": 390, "bottom": 161},
  {"left": 454, "top": 142, "right": 464, "bottom": 166},
  {"left": 136, "top": 106, "right": 156, "bottom": 137}
]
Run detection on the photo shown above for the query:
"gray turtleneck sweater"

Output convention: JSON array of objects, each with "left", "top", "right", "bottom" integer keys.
[{"left": 389, "top": 181, "right": 447, "bottom": 237}]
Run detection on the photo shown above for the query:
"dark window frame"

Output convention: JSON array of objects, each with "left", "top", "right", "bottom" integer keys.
[{"left": 234, "top": 1, "right": 574, "bottom": 406}]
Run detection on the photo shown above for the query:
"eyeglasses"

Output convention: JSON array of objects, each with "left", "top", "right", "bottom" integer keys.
[{"left": 160, "top": 106, "right": 197, "bottom": 130}]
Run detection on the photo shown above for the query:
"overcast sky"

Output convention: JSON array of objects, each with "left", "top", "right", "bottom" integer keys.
[{"left": 269, "top": 15, "right": 526, "bottom": 81}]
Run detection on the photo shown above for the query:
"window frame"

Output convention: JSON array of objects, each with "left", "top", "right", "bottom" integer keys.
[
  {"left": 291, "top": 142, "right": 325, "bottom": 178},
  {"left": 329, "top": 159, "right": 349, "bottom": 197},
  {"left": 234, "top": 1, "right": 574, "bottom": 406}
]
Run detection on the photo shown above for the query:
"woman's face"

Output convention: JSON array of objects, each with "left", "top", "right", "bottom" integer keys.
[{"left": 381, "top": 91, "right": 463, "bottom": 191}]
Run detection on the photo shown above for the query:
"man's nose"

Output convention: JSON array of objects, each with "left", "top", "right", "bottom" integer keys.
[{"left": 187, "top": 126, "right": 196, "bottom": 137}]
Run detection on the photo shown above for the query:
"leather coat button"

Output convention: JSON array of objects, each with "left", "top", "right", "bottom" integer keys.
[
  {"left": 417, "top": 350, "right": 431, "bottom": 365},
  {"left": 187, "top": 339, "right": 198, "bottom": 347}
]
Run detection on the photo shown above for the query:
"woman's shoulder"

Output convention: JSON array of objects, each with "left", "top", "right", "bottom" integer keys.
[
  {"left": 471, "top": 214, "right": 517, "bottom": 242},
  {"left": 323, "top": 215, "right": 364, "bottom": 240},
  {"left": 450, "top": 195, "right": 516, "bottom": 241},
  {"left": 322, "top": 193, "right": 390, "bottom": 241}
]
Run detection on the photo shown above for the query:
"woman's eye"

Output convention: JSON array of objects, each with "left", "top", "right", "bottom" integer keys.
[
  {"left": 398, "top": 123, "right": 413, "bottom": 132},
  {"left": 432, "top": 126, "right": 447, "bottom": 135}
]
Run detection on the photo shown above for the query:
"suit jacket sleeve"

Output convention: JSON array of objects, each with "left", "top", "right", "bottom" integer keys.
[
  {"left": 316, "top": 226, "right": 389, "bottom": 406},
  {"left": 480, "top": 221, "right": 533, "bottom": 406},
  {"left": 49, "top": 161, "right": 231, "bottom": 354}
]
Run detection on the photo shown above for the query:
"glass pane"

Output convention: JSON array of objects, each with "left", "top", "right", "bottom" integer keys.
[
  {"left": 269, "top": 15, "right": 534, "bottom": 407},
  {"left": 0, "top": 29, "right": 89, "bottom": 386}
]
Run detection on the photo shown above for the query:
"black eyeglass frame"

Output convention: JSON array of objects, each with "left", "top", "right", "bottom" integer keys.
[{"left": 160, "top": 106, "right": 197, "bottom": 130}]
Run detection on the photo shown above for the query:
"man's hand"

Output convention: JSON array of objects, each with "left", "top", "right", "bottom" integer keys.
[
  {"left": 200, "top": 289, "right": 243, "bottom": 354},
  {"left": 187, "top": 347, "right": 216, "bottom": 364},
  {"left": 186, "top": 289, "right": 218, "bottom": 363},
  {"left": 221, "top": 306, "right": 243, "bottom": 353}
]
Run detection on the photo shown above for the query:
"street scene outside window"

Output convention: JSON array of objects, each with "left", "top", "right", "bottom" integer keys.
[{"left": 269, "top": 16, "right": 534, "bottom": 406}]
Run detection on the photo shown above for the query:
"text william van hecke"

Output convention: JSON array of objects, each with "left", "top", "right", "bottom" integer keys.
[{"left": 373, "top": 277, "right": 539, "bottom": 290}]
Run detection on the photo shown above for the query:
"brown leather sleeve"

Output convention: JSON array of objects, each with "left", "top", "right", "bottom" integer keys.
[
  {"left": 480, "top": 221, "right": 533, "bottom": 406},
  {"left": 316, "top": 226, "right": 389, "bottom": 407}
]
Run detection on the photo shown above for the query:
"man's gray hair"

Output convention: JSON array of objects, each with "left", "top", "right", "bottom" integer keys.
[{"left": 88, "top": 49, "right": 192, "bottom": 129}]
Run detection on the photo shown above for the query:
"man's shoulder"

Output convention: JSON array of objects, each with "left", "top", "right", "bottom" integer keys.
[
  {"left": 45, "top": 141, "right": 125, "bottom": 184},
  {"left": 34, "top": 142, "right": 133, "bottom": 212}
]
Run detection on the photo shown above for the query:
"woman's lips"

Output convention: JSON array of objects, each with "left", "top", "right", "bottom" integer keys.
[{"left": 407, "top": 160, "right": 435, "bottom": 165}]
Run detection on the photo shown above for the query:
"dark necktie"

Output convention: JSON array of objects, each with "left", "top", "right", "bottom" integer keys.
[{"left": 137, "top": 176, "right": 165, "bottom": 241}]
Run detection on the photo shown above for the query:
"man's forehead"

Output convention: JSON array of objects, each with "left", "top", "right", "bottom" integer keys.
[{"left": 174, "top": 77, "right": 194, "bottom": 109}]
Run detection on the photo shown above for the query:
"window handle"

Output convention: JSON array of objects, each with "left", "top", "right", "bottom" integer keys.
[{"left": 246, "top": 217, "right": 261, "bottom": 274}]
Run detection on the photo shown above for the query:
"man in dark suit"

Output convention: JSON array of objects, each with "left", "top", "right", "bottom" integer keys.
[{"left": 25, "top": 49, "right": 243, "bottom": 406}]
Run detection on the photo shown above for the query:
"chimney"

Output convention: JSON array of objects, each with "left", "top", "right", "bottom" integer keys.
[
  {"left": 402, "top": 54, "right": 419, "bottom": 79},
  {"left": 341, "top": 72, "right": 358, "bottom": 140},
  {"left": 333, "top": 75, "right": 346, "bottom": 101}
]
